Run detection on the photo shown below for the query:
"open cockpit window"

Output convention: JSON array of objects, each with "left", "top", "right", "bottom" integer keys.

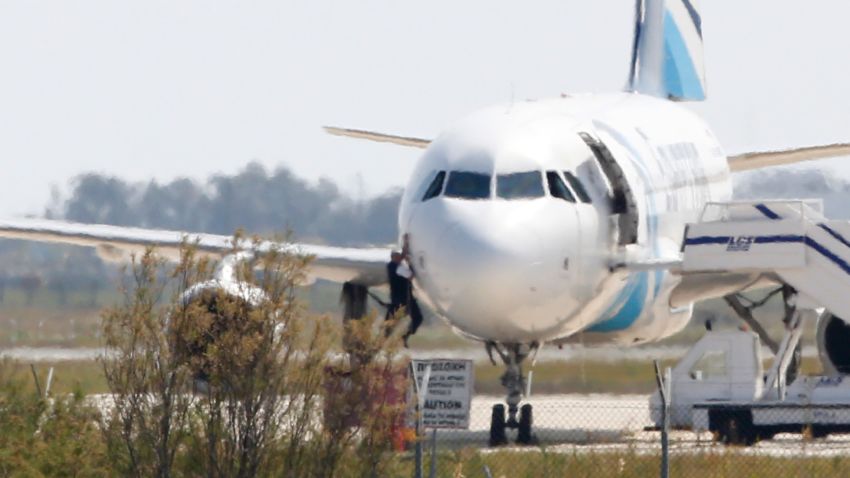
[
  {"left": 496, "top": 171, "right": 544, "bottom": 199},
  {"left": 421, "top": 171, "right": 446, "bottom": 201},
  {"left": 444, "top": 171, "right": 491, "bottom": 199},
  {"left": 546, "top": 171, "right": 575, "bottom": 202},
  {"left": 564, "top": 171, "right": 592, "bottom": 203}
]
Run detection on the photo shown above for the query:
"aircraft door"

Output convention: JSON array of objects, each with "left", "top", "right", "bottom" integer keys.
[{"left": 577, "top": 132, "right": 639, "bottom": 246}]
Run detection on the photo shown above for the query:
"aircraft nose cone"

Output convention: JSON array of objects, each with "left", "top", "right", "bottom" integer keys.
[{"left": 427, "top": 222, "right": 543, "bottom": 322}]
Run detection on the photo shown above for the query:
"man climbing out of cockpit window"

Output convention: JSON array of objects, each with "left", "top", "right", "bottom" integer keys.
[{"left": 386, "top": 234, "right": 423, "bottom": 347}]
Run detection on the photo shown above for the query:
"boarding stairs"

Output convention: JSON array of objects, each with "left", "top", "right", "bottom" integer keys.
[{"left": 681, "top": 200, "right": 850, "bottom": 320}]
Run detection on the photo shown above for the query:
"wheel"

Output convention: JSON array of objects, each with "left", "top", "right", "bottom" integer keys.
[
  {"left": 517, "top": 404, "right": 536, "bottom": 445},
  {"left": 489, "top": 404, "right": 507, "bottom": 447},
  {"left": 808, "top": 425, "right": 829, "bottom": 439},
  {"left": 722, "top": 414, "right": 756, "bottom": 446}
]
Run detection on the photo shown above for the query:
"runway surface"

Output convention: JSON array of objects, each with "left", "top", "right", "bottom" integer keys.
[
  {"left": 433, "top": 394, "right": 850, "bottom": 457},
  {"left": 0, "top": 344, "right": 820, "bottom": 363}
]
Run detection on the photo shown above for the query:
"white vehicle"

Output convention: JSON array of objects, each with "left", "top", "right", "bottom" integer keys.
[
  {"left": 653, "top": 326, "right": 850, "bottom": 446},
  {"left": 2, "top": 0, "right": 850, "bottom": 445},
  {"left": 650, "top": 198, "right": 850, "bottom": 445}
]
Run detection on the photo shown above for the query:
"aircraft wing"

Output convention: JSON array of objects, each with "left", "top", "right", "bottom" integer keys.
[
  {"left": 0, "top": 218, "right": 392, "bottom": 286},
  {"left": 323, "top": 126, "right": 850, "bottom": 174},
  {"left": 615, "top": 256, "right": 780, "bottom": 307},
  {"left": 324, "top": 126, "right": 430, "bottom": 149},
  {"left": 727, "top": 143, "right": 850, "bottom": 172}
]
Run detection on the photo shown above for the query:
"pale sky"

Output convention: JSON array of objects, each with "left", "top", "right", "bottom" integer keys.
[{"left": 2, "top": 1, "right": 850, "bottom": 216}]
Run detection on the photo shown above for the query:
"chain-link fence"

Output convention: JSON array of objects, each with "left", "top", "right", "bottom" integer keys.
[{"left": 402, "top": 395, "right": 850, "bottom": 478}]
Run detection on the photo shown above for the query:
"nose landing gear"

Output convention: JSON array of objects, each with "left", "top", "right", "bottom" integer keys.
[{"left": 486, "top": 341, "right": 539, "bottom": 446}]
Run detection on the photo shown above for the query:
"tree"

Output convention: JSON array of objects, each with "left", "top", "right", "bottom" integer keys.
[{"left": 64, "top": 174, "right": 137, "bottom": 226}]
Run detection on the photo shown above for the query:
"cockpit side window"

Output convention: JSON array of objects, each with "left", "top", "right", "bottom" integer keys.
[
  {"left": 421, "top": 171, "right": 446, "bottom": 201},
  {"left": 546, "top": 171, "right": 575, "bottom": 202},
  {"left": 444, "top": 171, "right": 491, "bottom": 199},
  {"left": 564, "top": 171, "right": 592, "bottom": 203},
  {"left": 496, "top": 171, "right": 544, "bottom": 199}
]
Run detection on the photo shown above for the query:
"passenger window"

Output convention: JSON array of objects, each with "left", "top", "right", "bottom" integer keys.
[
  {"left": 421, "top": 171, "right": 446, "bottom": 201},
  {"left": 546, "top": 171, "right": 575, "bottom": 202},
  {"left": 496, "top": 171, "right": 544, "bottom": 199},
  {"left": 564, "top": 171, "right": 592, "bottom": 203},
  {"left": 444, "top": 171, "right": 491, "bottom": 199}
]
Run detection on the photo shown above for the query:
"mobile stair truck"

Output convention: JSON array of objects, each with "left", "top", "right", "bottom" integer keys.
[{"left": 648, "top": 200, "right": 850, "bottom": 445}]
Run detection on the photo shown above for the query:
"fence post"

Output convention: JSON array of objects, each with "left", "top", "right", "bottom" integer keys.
[
  {"left": 29, "top": 364, "right": 42, "bottom": 397},
  {"left": 44, "top": 366, "right": 54, "bottom": 397},
  {"left": 411, "top": 362, "right": 432, "bottom": 478},
  {"left": 654, "top": 360, "right": 670, "bottom": 478},
  {"left": 429, "top": 428, "right": 437, "bottom": 478}
]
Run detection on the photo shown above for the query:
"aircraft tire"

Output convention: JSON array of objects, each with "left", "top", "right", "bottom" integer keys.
[
  {"left": 517, "top": 404, "right": 536, "bottom": 445},
  {"left": 489, "top": 404, "right": 507, "bottom": 447}
]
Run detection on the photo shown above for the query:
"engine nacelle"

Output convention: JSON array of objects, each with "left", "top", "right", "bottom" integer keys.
[
  {"left": 816, "top": 311, "right": 850, "bottom": 376},
  {"left": 181, "top": 279, "right": 267, "bottom": 309},
  {"left": 172, "top": 279, "right": 269, "bottom": 382}
]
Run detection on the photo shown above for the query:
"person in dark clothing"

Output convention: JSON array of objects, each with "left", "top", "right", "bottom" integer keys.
[{"left": 386, "top": 245, "right": 423, "bottom": 347}]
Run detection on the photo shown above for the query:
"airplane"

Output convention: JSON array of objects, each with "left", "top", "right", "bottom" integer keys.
[{"left": 2, "top": 0, "right": 850, "bottom": 446}]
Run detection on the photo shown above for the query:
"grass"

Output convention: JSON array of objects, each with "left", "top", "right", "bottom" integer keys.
[
  {"left": 17, "top": 358, "right": 671, "bottom": 396},
  {"left": 14, "top": 355, "right": 825, "bottom": 397},
  {"left": 400, "top": 449, "right": 850, "bottom": 478},
  {"left": 7, "top": 360, "right": 107, "bottom": 396},
  {"left": 0, "top": 279, "right": 815, "bottom": 351}
]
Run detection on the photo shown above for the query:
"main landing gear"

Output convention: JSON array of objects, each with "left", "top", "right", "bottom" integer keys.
[{"left": 485, "top": 342, "right": 539, "bottom": 447}]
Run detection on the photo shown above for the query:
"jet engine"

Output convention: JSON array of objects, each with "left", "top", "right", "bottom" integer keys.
[
  {"left": 171, "top": 276, "right": 269, "bottom": 383},
  {"left": 816, "top": 311, "right": 850, "bottom": 376}
]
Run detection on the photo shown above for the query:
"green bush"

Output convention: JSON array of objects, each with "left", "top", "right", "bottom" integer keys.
[{"left": 0, "top": 363, "right": 110, "bottom": 477}]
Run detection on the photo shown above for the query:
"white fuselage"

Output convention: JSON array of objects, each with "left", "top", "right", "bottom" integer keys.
[{"left": 398, "top": 93, "right": 732, "bottom": 345}]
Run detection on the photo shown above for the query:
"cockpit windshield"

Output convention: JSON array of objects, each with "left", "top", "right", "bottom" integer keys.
[
  {"left": 444, "top": 171, "right": 491, "bottom": 199},
  {"left": 496, "top": 171, "right": 544, "bottom": 199}
]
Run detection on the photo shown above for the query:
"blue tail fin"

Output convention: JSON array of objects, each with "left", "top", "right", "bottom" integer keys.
[{"left": 628, "top": 0, "right": 706, "bottom": 101}]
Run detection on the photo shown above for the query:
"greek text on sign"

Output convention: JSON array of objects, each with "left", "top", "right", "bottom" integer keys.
[{"left": 411, "top": 359, "right": 474, "bottom": 429}]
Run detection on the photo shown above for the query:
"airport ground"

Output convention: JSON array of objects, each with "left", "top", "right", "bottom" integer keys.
[
  {"left": 1, "top": 282, "right": 843, "bottom": 477},
  {"left": 0, "top": 282, "right": 825, "bottom": 396}
]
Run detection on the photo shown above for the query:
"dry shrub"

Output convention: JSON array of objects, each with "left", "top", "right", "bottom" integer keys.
[
  {"left": 101, "top": 236, "right": 409, "bottom": 477},
  {"left": 100, "top": 243, "right": 207, "bottom": 478},
  {"left": 0, "top": 360, "right": 109, "bottom": 477}
]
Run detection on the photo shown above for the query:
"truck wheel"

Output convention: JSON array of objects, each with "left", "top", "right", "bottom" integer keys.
[
  {"left": 489, "top": 404, "right": 507, "bottom": 447},
  {"left": 723, "top": 415, "right": 756, "bottom": 446},
  {"left": 809, "top": 425, "right": 829, "bottom": 439}
]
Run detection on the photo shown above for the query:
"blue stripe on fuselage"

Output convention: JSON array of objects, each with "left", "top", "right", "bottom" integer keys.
[{"left": 587, "top": 271, "right": 649, "bottom": 332}]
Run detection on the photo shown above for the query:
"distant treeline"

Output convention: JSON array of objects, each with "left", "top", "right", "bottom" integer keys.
[
  {"left": 734, "top": 167, "right": 850, "bottom": 219},
  {"left": 48, "top": 162, "right": 403, "bottom": 246}
]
